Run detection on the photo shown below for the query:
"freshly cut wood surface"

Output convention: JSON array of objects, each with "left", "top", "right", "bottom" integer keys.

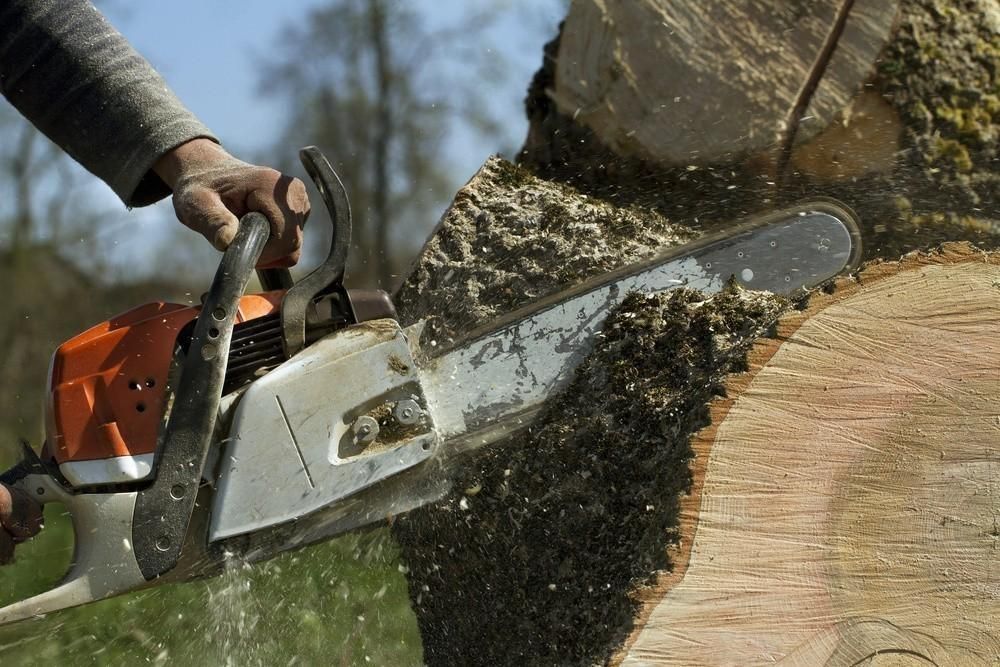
[
  {"left": 619, "top": 243, "right": 1000, "bottom": 665},
  {"left": 551, "top": 0, "right": 900, "bottom": 165}
]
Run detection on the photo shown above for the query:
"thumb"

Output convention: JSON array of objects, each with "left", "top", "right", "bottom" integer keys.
[{"left": 173, "top": 186, "right": 241, "bottom": 252}]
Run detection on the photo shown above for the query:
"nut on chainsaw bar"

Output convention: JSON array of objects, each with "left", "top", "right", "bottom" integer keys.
[
  {"left": 394, "top": 399, "right": 423, "bottom": 425},
  {"left": 352, "top": 415, "right": 380, "bottom": 444}
]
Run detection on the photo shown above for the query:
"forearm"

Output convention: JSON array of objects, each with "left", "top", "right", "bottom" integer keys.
[
  {"left": 0, "top": 0, "right": 217, "bottom": 206},
  {"left": 153, "top": 137, "right": 227, "bottom": 189}
]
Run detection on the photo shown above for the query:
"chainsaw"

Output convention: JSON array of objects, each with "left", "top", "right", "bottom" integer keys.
[{"left": 0, "top": 147, "right": 862, "bottom": 626}]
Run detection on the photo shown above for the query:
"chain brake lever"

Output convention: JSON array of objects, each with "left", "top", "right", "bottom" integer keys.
[{"left": 279, "top": 146, "right": 353, "bottom": 358}]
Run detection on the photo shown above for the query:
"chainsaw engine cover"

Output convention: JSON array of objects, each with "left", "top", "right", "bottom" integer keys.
[
  {"left": 46, "top": 293, "right": 282, "bottom": 487},
  {"left": 209, "top": 318, "right": 436, "bottom": 541}
]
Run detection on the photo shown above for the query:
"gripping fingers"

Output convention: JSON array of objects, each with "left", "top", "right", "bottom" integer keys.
[
  {"left": 0, "top": 484, "right": 43, "bottom": 542},
  {"left": 174, "top": 187, "right": 240, "bottom": 252},
  {"left": 247, "top": 175, "right": 308, "bottom": 268},
  {"left": 0, "top": 530, "right": 12, "bottom": 565},
  {"left": 174, "top": 176, "right": 308, "bottom": 268}
]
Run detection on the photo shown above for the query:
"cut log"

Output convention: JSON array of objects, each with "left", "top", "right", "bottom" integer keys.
[
  {"left": 550, "top": 0, "right": 900, "bottom": 165},
  {"left": 617, "top": 242, "right": 1000, "bottom": 665},
  {"left": 396, "top": 243, "right": 1000, "bottom": 665},
  {"left": 521, "top": 0, "right": 1000, "bottom": 260}
]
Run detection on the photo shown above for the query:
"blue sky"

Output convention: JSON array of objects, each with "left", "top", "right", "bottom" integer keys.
[
  {"left": 76, "top": 1, "right": 564, "bottom": 278},
  {"left": 100, "top": 1, "right": 562, "bottom": 159}
]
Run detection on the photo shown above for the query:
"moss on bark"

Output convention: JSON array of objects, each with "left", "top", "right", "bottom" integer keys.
[{"left": 518, "top": 0, "right": 1000, "bottom": 261}]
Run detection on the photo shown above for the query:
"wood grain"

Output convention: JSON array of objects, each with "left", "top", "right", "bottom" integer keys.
[
  {"left": 618, "top": 243, "right": 1000, "bottom": 665},
  {"left": 551, "top": 0, "right": 900, "bottom": 165}
]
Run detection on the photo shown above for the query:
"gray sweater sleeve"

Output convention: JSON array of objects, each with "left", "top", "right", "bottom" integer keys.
[{"left": 0, "top": 0, "right": 217, "bottom": 206}]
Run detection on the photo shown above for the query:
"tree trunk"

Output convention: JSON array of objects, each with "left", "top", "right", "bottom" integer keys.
[
  {"left": 369, "top": 0, "right": 393, "bottom": 287},
  {"left": 521, "top": 0, "right": 999, "bottom": 261},
  {"left": 10, "top": 124, "right": 39, "bottom": 256},
  {"left": 396, "top": 238, "right": 1000, "bottom": 665}
]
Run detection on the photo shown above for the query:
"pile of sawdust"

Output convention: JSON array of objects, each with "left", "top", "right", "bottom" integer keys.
[
  {"left": 394, "top": 157, "right": 695, "bottom": 345},
  {"left": 394, "top": 285, "right": 787, "bottom": 666}
]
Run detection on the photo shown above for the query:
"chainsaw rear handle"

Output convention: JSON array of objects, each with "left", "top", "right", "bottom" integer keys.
[{"left": 0, "top": 213, "right": 269, "bottom": 626}]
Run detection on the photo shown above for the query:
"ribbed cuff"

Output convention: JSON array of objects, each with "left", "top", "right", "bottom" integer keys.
[{"left": 113, "top": 121, "right": 218, "bottom": 207}]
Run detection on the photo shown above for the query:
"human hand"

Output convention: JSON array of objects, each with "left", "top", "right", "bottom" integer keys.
[
  {"left": 154, "top": 138, "right": 311, "bottom": 267},
  {"left": 0, "top": 483, "right": 44, "bottom": 565}
]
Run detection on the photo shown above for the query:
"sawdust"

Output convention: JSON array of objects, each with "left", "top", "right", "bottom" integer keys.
[
  {"left": 393, "top": 284, "right": 787, "bottom": 666},
  {"left": 370, "top": 403, "right": 425, "bottom": 448},
  {"left": 390, "top": 151, "right": 716, "bottom": 666},
  {"left": 387, "top": 355, "right": 410, "bottom": 376},
  {"left": 394, "top": 158, "right": 695, "bottom": 346}
]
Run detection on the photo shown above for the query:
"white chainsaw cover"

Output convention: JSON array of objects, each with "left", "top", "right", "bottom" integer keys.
[{"left": 209, "top": 320, "right": 435, "bottom": 542}]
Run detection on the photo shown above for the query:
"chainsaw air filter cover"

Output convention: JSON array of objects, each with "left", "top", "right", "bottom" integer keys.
[{"left": 46, "top": 293, "right": 282, "bottom": 488}]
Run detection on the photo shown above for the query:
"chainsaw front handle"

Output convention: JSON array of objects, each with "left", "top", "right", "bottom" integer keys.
[
  {"left": 0, "top": 213, "right": 269, "bottom": 626},
  {"left": 132, "top": 211, "right": 268, "bottom": 579},
  {"left": 279, "top": 146, "right": 353, "bottom": 358}
]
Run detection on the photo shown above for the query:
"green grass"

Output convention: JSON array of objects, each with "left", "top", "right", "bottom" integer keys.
[{"left": 0, "top": 506, "right": 422, "bottom": 666}]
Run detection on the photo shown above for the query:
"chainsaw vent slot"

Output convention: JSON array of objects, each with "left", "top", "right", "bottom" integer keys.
[
  {"left": 224, "top": 313, "right": 286, "bottom": 393},
  {"left": 176, "top": 312, "right": 287, "bottom": 395}
]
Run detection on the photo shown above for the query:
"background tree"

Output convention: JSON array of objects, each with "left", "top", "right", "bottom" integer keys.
[
  {"left": 260, "top": 0, "right": 511, "bottom": 288},
  {"left": 0, "top": 109, "right": 182, "bottom": 452}
]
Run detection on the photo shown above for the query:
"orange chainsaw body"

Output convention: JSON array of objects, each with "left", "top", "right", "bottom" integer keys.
[{"left": 46, "top": 293, "right": 282, "bottom": 472}]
